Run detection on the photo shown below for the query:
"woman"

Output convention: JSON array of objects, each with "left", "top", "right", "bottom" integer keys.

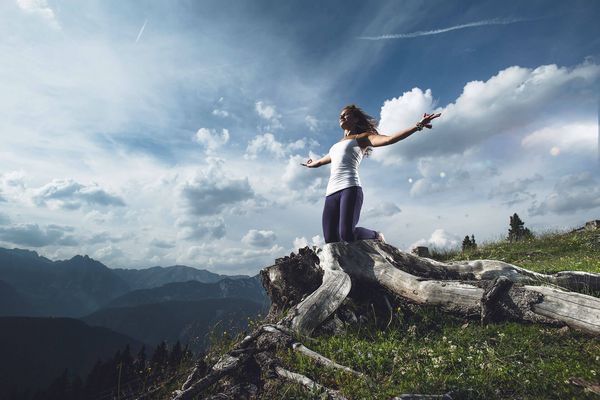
[{"left": 301, "top": 104, "right": 440, "bottom": 244}]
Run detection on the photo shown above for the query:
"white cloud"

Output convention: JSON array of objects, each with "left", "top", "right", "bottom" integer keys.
[
  {"left": 245, "top": 133, "right": 316, "bottom": 160},
  {"left": 31, "top": 179, "right": 126, "bottom": 210},
  {"left": 0, "top": 171, "right": 27, "bottom": 200},
  {"left": 255, "top": 101, "right": 283, "bottom": 130},
  {"left": 179, "top": 160, "right": 255, "bottom": 216},
  {"left": 408, "top": 154, "right": 497, "bottom": 197},
  {"left": 409, "top": 228, "right": 460, "bottom": 251},
  {"left": 212, "top": 109, "right": 229, "bottom": 117},
  {"left": 16, "top": 0, "right": 59, "bottom": 29},
  {"left": 374, "top": 62, "right": 600, "bottom": 164},
  {"left": 528, "top": 172, "right": 600, "bottom": 216},
  {"left": 195, "top": 128, "right": 230, "bottom": 153},
  {"left": 521, "top": 122, "right": 597, "bottom": 155},
  {"left": 293, "top": 236, "right": 309, "bottom": 249},
  {"left": 255, "top": 101, "right": 277, "bottom": 120},
  {"left": 305, "top": 115, "right": 319, "bottom": 132},
  {"left": 293, "top": 235, "right": 323, "bottom": 250},
  {"left": 93, "top": 244, "right": 126, "bottom": 267},
  {"left": 0, "top": 223, "right": 77, "bottom": 247},
  {"left": 180, "top": 243, "right": 286, "bottom": 274},
  {"left": 176, "top": 217, "right": 226, "bottom": 240},
  {"left": 242, "top": 229, "right": 277, "bottom": 247},
  {"left": 363, "top": 202, "right": 402, "bottom": 219},
  {"left": 85, "top": 231, "right": 127, "bottom": 245},
  {"left": 281, "top": 154, "right": 329, "bottom": 202},
  {"left": 489, "top": 174, "right": 543, "bottom": 205}
]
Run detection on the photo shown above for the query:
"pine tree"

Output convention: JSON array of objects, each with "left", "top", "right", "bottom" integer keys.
[
  {"left": 462, "top": 235, "right": 472, "bottom": 252},
  {"left": 471, "top": 234, "right": 477, "bottom": 250},
  {"left": 135, "top": 345, "right": 147, "bottom": 374},
  {"left": 508, "top": 213, "right": 532, "bottom": 242},
  {"left": 169, "top": 340, "right": 183, "bottom": 367},
  {"left": 151, "top": 341, "right": 169, "bottom": 376}
]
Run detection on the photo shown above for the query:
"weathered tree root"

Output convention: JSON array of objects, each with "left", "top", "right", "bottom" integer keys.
[
  {"left": 480, "top": 276, "right": 513, "bottom": 324},
  {"left": 275, "top": 366, "right": 348, "bottom": 400},
  {"left": 174, "top": 240, "right": 600, "bottom": 399},
  {"left": 171, "top": 323, "right": 362, "bottom": 399},
  {"left": 273, "top": 241, "right": 600, "bottom": 336},
  {"left": 292, "top": 342, "right": 364, "bottom": 378}
]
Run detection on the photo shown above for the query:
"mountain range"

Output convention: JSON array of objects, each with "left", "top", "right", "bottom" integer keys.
[
  {"left": 0, "top": 246, "right": 266, "bottom": 317},
  {"left": 0, "top": 246, "right": 269, "bottom": 399}
]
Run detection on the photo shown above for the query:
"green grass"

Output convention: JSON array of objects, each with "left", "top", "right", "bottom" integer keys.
[
  {"left": 276, "top": 313, "right": 600, "bottom": 399},
  {"left": 434, "top": 229, "right": 600, "bottom": 274}
]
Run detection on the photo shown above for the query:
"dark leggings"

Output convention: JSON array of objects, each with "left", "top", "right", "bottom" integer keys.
[{"left": 322, "top": 186, "right": 378, "bottom": 244}]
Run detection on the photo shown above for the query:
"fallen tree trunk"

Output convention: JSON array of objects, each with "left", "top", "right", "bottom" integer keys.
[
  {"left": 171, "top": 240, "right": 600, "bottom": 399},
  {"left": 279, "top": 241, "right": 600, "bottom": 336}
]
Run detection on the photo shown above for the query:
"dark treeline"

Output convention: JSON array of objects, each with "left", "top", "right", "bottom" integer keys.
[{"left": 29, "top": 341, "right": 196, "bottom": 400}]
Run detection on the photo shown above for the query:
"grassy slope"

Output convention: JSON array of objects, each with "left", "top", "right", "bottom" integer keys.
[{"left": 273, "top": 229, "right": 600, "bottom": 399}]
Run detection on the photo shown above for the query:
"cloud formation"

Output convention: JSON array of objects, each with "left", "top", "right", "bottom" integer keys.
[
  {"left": 255, "top": 101, "right": 282, "bottom": 130},
  {"left": 176, "top": 217, "right": 226, "bottom": 240},
  {"left": 521, "top": 122, "right": 598, "bottom": 156},
  {"left": 362, "top": 201, "right": 402, "bottom": 219},
  {"left": 528, "top": 172, "right": 600, "bottom": 216},
  {"left": 195, "top": 128, "right": 230, "bottom": 153},
  {"left": 489, "top": 174, "right": 543, "bottom": 206},
  {"left": 0, "top": 223, "right": 77, "bottom": 247},
  {"left": 242, "top": 229, "right": 277, "bottom": 247},
  {"left": 374, "top": 62, "right": 600, "bottom": 164},
  {"left": 150, "top": 238, "right": 176, "bottom": 249},
  {"left": 16, "top": 0, "right": 59, "bottom": 29},
  {"left": 31, "top": 179, "right": 126, "bottom": 210},
  {"left": 408, "top": 155, "right": 498, "bottom": 197},
  {"left": 281, "top": 154, "right": 329, "bottom": 202},
  {"left": 409, "top": 228, "right": 460, "bottom": 251},
  {"left": 179, "top": 161, "right": 255, "bottom": 217},
  {"left": 245, "top": 133, "right": 311, "bottom": 160},
  {"left": 293, "top": 235, "right": 324, "bottom": 250}
]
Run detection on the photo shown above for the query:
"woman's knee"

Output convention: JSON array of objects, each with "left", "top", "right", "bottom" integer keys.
[{"left": 339, "top": 228, "right": 355, "bottom": 242}]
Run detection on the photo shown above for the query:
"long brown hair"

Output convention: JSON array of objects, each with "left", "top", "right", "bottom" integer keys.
[
  {"left": 342, "top": 104, "right": 378, "bottom": 156},
  {"left": 342, "top": 104, "right": 379, "bottom": 135}
]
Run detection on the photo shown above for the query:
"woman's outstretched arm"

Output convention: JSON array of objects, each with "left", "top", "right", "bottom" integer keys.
[
  {"left": 301, "top": 154, "right": 331, "bottom": 168},
  {"left": 363, "top": 112, "right": 441, "bottom": 148}
]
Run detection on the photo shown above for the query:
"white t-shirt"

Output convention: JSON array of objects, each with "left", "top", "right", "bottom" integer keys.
[{"left": 325, "top": 138, "right": 364, "bottom": 196}]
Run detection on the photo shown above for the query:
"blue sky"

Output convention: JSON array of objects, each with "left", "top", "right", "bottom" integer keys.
[{"left": 1, "top": 0, "right": 599, "bottom": 273}]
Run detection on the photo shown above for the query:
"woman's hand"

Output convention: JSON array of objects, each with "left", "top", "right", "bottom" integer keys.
[
  {"left": 301, "top": 154, "right": 331, "bottom": 168},
  {"left": 301, "top": 159, "right": 316, "bottom": 168},
  {"left": 418, "top": 112, "right": 442, "bottom": 130}
]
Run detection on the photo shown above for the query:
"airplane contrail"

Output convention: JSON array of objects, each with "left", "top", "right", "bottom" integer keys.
[
  {"left": 357, "top": 17, "right": 535, "bottom": 40},
  {"left": 135, "top": 19, "right": 147, "bottom": 43}
]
